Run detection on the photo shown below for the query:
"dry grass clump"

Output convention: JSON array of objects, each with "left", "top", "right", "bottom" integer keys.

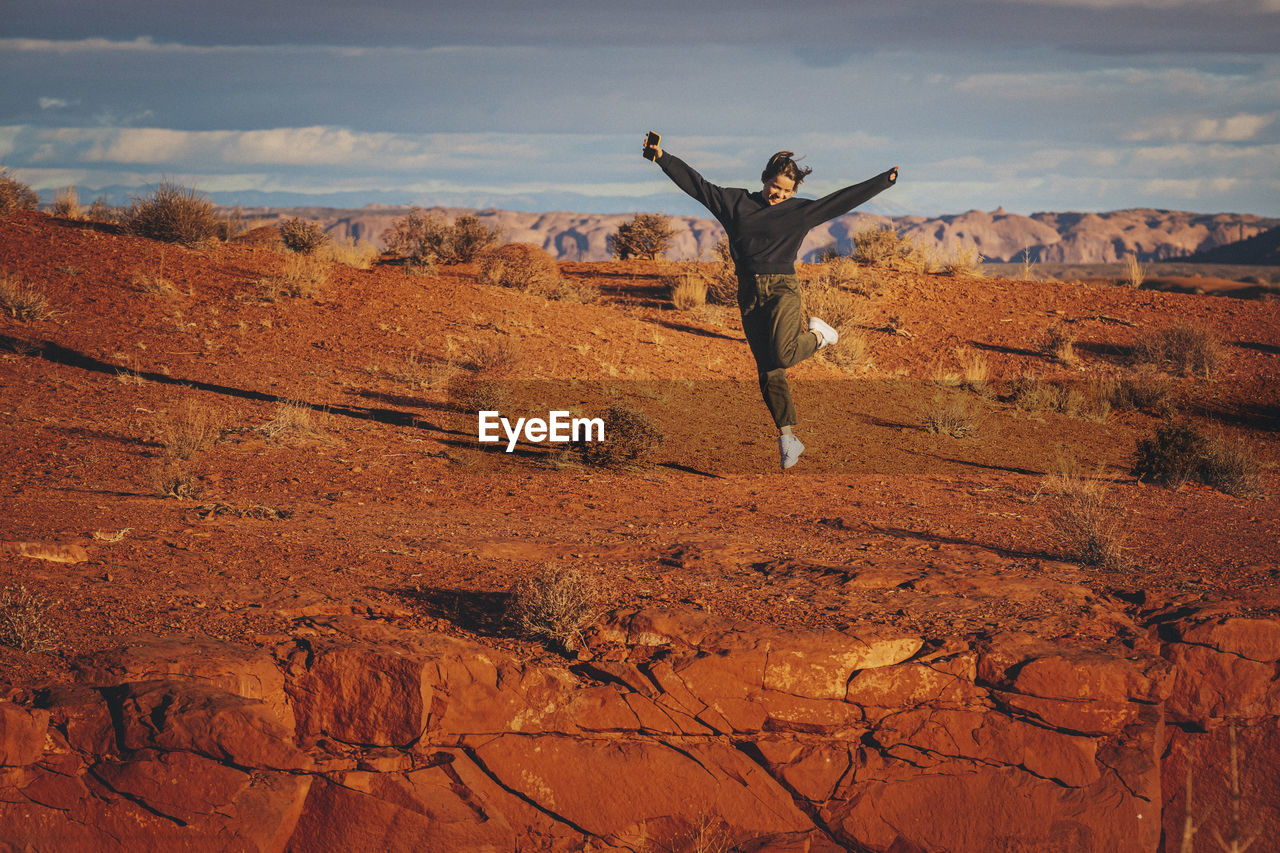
[
  {"left": 88, "top": 197, "right": 122, "bottom": 223},
  {"left": 256, "top": 254, "right": 330, "bottom": 300},
  {"left": 388, "top": 348, "right": 459, "bottom": 391},
  {"left": 1103, "top": 368, "right": 1174, "bottom": 414},
  {"left": 53, "top": 185, "right": 84, "bottom": 219},
  {"left": 578, "top": 403, "right": 663, "bottom": 468},
  {"left": 150, "top": 459, "right": 201, "bottom": 499},
  {"left": 476, "top": 243, "right": 586, "bottom": 301},
  {"left": 319, "top": 237, "right": 380, "bottom": 270},
  {"left": 921, "top": 393, "right": 979, "bottom": 437},
  {"left": 258, "top": 400, "right": 329, "bottom": 444},
  {"left": 449, "top": 338, "right": 521, "bottom": 414},
  {"left": 1044, "top": 463, "right": 1128, "bottom": 570},
  {"left": 957, "top": 346, "right": 992, "bottom": 397},
  {"left": 0, "top": 272, "right": 54, "bottom": 321},
  {"left": 851, "top": 226, "right": 935, "bottom": 271},
  {"left": 610, "top": 212, "right": 674, "bottom": 260},
  {"left": 823, "top": 330, "right": 874, "bottom": 374},
  {"left": 0, "top": 170, "right": 40, "bottom": 216},
  {"left": 160, "top": 397, "right": 228, "bottom": 459},
  {"left": 1008, "top": 375, "right": 1110, "bottom": 421},
  {"left": 507, "top": 565, "right": 602, "bottom": 654},
  {"left": 125, "top": 182, "right": 221, "bottom": 247},
  {"left": 279, "top": 217, "right": 331, "bottom": 254},
  {"left": 941, "top": 240, "right": 984, "bottom": 277},
  {"left": 1130, "top": 324, "right": 1222, "bottom": 378},
  {"left": 1122, "top": 253, "right": 1146, "bottom": 289},
  {"left": 470, "top": 337, "right": 521, "bottom": 375},
  {"left": 668, "top": 271, "right": 707, "bottom": 311},
  {"left": 1133, "top": 417, "right": 1262, "bottom": 496},
  {"left": 0, "top": 585, "right": 59, "bottom": 652},
  {"left": 1035, "top": 323, "right": 1077, "bottom": 366},
  {"left": 130, "top": 271, "right": 178, "bottom": 296}
]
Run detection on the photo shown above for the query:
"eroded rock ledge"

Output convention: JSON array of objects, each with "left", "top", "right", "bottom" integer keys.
[{"left": 2, "top": 605, "right": 1278, "bottom": 852}]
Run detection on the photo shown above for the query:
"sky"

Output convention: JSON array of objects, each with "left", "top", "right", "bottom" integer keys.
[{"left": 2, "top": 0, "right": 1278, "bottom": 218}]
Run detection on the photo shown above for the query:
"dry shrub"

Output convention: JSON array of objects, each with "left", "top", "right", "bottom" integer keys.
[
  {"left": 381, "top": 209, "right": 501, "bottom": 267},
  {"left": 921, "top": 393, "right": 978, "bottom": 437},
  {"left": 578, "top": 403, "right": 663, "bottom": 468},
  {"left": 1133, "top": 417, "right": 1262, "bottom": 496},
  {"left": 507, "top": 565, "right": 602, "bottom": 653},
  {"left": 610, "top": 212, "right": 674, "bottom": 260},
  {"left": 477, "top": 243, "right": 563, "bottom": 295},
  {"left": 450, "top": 375, "right": 510, "bottom": 415},
  {"left": 1008, "top": 375, "right": 1109, "bottom": 421},
  {"left": 1130, "top": 324, "right": 1222, "bottom": 378},
  {"left": 88, "top": 197, "right": 121, "bottom": 223},
  {"left": 215, "top": 206, "right": 245, "bottom": 241},
  {"left": 1122, "top": 253, "right": 1146, "bottom": 289},
  {"left": 0, "top": 585, "right": 58, "bottom": 652},
  {"left": 942, "top": 240, "right": 984, "bottom": 277},
  {"left": 0, "top": 272, "right": 54, "bottom": 321},
  {"left": 704, "top": 237, "right": 739, "bottom": 305},
  {"left": 257, "top": 254, "right": 330, "bottom": 300},
  {"left": 957, "top": 346, "right": 991, "bottom": 397},
  {"left": 151, "top": 459, "right": 201, "bottom": 499},
  {"left": 258, "top": 400, "right": 328, "bottom": 444},
  {"left": 1104, "top": 368, "right": 1174, "bottom": 413},
  {"left": 279, "top": 217, "right": 331, "bottom": 254},
  {"left": 130, "top": 271, "right": 178, "bottom": 296},
  {"left": 53, "top": 186, "right": 83, "bottom": 219},
  {"left": 470, "top": 337, "right": 521, "bottom": 375},
  {"left": 0, "top": 169, "right": 40, "bottom": 216},
  {"left": 1199, "top": 437, "right": 1264, "bottom": 498},
  {"left": 389, "top": 349, "right": 458, "bottom": 391},
  {"left": 801, "top": 268, "right": 866, "bottom": 332},
  {"left": 125, "top": 182, "right": 221, "bottom": 247},
  {"left": 161, "top": 397, "right": 227, "bottom": 459},
  {"left": 851, "top": 226, "right": 934, "bottom": 271},
  {"left": 1045, "top": 463, "right": 1128, "bottom": 570},
  {"left": 1036, "top": 323, "right": 1077, "bottom": 366},
  {"left": 668, "top": 271, "right": 707, "bottom": 311},
  {"left": 823, "top": 330, "right": 874, "bottom": 374}
]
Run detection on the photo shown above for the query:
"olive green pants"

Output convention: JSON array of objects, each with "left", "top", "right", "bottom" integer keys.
[{"left": 738, "top": 273, "right": 818, "bottom": 429}]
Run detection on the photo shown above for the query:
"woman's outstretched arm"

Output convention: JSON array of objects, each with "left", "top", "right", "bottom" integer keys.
[
  {"left": 644, "top": 135, "right": 735, "bottom": 222},
  {"left": 800, "top": 167, "right": 898, "bottom": 229}
]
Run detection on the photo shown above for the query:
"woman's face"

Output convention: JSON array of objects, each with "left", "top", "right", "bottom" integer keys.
[{"left": 762, "top": 174, "right": 796, "bottom": 205}]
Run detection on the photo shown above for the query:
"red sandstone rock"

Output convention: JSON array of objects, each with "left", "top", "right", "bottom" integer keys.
[{"left": 0, "top": 699, "right": 48, "bottom": 767}]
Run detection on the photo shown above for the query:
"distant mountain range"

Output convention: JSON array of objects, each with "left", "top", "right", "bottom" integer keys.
[{"left": 230, "top": 203, "right": 1278, "bottom": 265}]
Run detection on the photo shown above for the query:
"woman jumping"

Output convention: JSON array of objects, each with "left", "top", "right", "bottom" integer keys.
[{"left": 644, "top": 134, "right": 898, "bottom": 469}]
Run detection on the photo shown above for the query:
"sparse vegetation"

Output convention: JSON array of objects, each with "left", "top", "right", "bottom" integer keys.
[
  {"left": 668, "top": 271, "right": 707, "bottom": 311},
  {"left": 258, "top": 400, "right": 329, "bottom": 444},
  {"left": 610, "top": 212, "right": 674, "bottom": 260},
  {"left": 477, "top": 243, "right": 565, "bottom": 297},
  {"left": 130, "top": 271, "right": 178, "bottom": 296},
  {"left": 1131, "top": 416, "right": 1208, "bottom": 490},
  {"left": 942, "top": 240, "right": 984, "bottom": 277},
  {"left": 256, "top": 254, "right": 330, "bottom": 300},
  {"left": 1102, "top": 368, "right": 1174, "bottom": 414},
  {"left": 1045, "top": 463, "right": 1128, "bottom": 570},
  {"left": 151, "top": 459, "right": 201, "bottom": 499},
  {"left": 578, "top": 403, "right": 662, "bottom": 468},
  {"left": 1122, "top": 253, "right": 1146, "bottom": 289},
  {"left": 279, "top": 217, "right": 331, "bottom": 254},
  {"left": 53, "top": 186, "right": 83, "bottom": 219},
  {"left": 957, "top": 346, "right": 992, "bottom": 397},
  {"left": 381, "top": 209, "right": 502, "bottom": 268},
  {"left": 0, "top": 169, "right": 39, "bottom": 216},
  {"left": 160, "top": 397, "right": 227, "bottom": 459},
  {"left": 0, "top": 272, "right": 54, "bottom": 321},
  {"left": 125, "top": 182, "right": 222, "bottom": 247},
  {"left": 1036, "top": 323, "right": 1078, "bottom": 366},
  {"left": 88, "top": 197, "right": 121, "bottom": 223},
  {"left": 0, "top": 584, "right": 58, "bottom": 652},
  {"left": 921, "top": 393, "right": 978, "bottom": 437},
  {"left": 507, "top": 564, "right": 602, "bottom": 654},
  {"left": 319, "top": 237, "right": 380, "bottom": 269},
  {"left": 1130, "top": 324, "right": 1222, "bottom": 378},
  {"left": 851, "top": 225, "right": 934, "bottom": 271},
  {"left": 704, "top": 237, "right": 739, "bottom": 305},
  {"left": 1008, "top": 375, "right": 1110, "bottom": 421}
]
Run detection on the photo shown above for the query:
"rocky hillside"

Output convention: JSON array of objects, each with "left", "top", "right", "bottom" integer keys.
[{"left": 238, "top": 204, "right": 1278, "bottom": 264}]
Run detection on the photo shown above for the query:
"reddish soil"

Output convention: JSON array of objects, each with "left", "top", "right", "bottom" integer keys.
[{"left": 1, "top": 209, "right": 1278, "bottom": 675}]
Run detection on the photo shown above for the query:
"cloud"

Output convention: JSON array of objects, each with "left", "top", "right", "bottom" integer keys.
[{"left": 1123, "top": 112, "right": 1277, "bottom": 142}]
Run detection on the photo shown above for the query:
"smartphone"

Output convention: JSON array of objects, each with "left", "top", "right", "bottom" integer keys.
[{"left": 643, "top": 131, "right": 660, "bottom": 160}]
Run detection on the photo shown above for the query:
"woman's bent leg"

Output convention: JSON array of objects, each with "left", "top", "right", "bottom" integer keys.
[{"left": 767, "top": 277, "right": 818, "bottom": 368}]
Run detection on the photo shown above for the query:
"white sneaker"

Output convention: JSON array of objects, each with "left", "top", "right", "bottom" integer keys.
[
  {"left": 809, "top": 317, "right": 838, "bottom": 349},
  {"left": 779, "top": 434, "right": 805, "bottom": 470}
]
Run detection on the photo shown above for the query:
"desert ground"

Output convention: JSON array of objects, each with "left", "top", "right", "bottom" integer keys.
[{"left": 1, "top": 209, "right": 1278, "bottom": 852}]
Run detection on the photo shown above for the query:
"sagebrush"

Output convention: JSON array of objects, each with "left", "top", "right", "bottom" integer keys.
[
  {"left": 0, "top": 169, "right": 39, "bottom": 216},
  {"left": 125, "top": 182, "right": 221, "bottom": 247},
  {"left": 611, "top": 212, "right": 674, "bottom": 260}
]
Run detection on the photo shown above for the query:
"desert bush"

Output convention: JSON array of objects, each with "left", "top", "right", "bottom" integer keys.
[
  {"left": 381, "top": 209, "right": 502, "bottom": 267},
  {"left": 88, "top": 197, "right": 121, "bottom": 223},
  {"left": 319, "top": 237, "right": 380, "bottom": 269},
  {"left": 1036, "top": 323, "right": 1077, "bottom": 366},
  {"left": 151, "top": 459, "right": 201, "bottom": 499},
  {"left": 1008, "top": 375, "right": 1109, "bottom": 421},
  {"left": 0, "top": 169, "right": 39, "bottom": 216},
  {"left": 851, "top": 226, "right": 934, "bottom": 271},
  {"left": 704, "top": 237, "right": 739, "bottom": 305},
  {"left": 1121, "top": 253, "right": 1146, "bottom": 289},
  {"left": 1104, "top": 368, "right": 1174, "bottom": 414},
  {"left": 125, "top": 182, "right": 221, "bottom": 247},
  {"left": 578, "top": 403, "right": 662, "bottom": 468},
  {"left": 130, "top": 271, "right": 178, "bottom": 296},
  {"left": 1132, "top": 416, "right": 1208, "bottom": 488},
  {"left": 450, "top": 375, "right": 510, "bottom": 415},
  {"left": 1045, "top": 463, "right": 1127, "bottom": 570},
  {"left": 470, "top": 337, "right": 521, "bottom": 375},
  {"left": 53, "top": 185, "right": 83, "bottom": 219},
  {"left": 801, "top": 264, "right": 867, "bottom": 332},
  {"left": 1130, "top": 324, "right": 1222, "bottom": 378},
  {"left": 610, "top": 212, "right": 674, "bottom": 260},
  {"left": 477, "top": 243, "right": 563, "bottom": 295},
  {"left": 942, "top": 240, "right": 984, "bottom": 277},
  {"left": 256, "top": 254, "right": 330, "bottom": 300},
  {"left": 160, "top": 397, "right": 227, "bottom": 459},
  {"left": 279, "top": 217, "right": 331, "bottom": 254},
  {"left": 823, "top": 330, "right": 874, "bottom": 374},
  {"left": 0, "top": 585, "right": 58, "bottom": 652},
  {"left": 1198, "top": 436, "right": 1263, "bottom": 498},
  {"left": 0, "top": 272, "right": 54, "bottom": 321},
  {"left": 507, "top": 565, "right": 602, "bottom": 654},
  {"left": 921, "top": 393, "right": 978, "bottom": 437}
]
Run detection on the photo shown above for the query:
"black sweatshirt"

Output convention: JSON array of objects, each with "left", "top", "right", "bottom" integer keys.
[{"left": 656, "top": 151, "right": 897, "bottom": 276}]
